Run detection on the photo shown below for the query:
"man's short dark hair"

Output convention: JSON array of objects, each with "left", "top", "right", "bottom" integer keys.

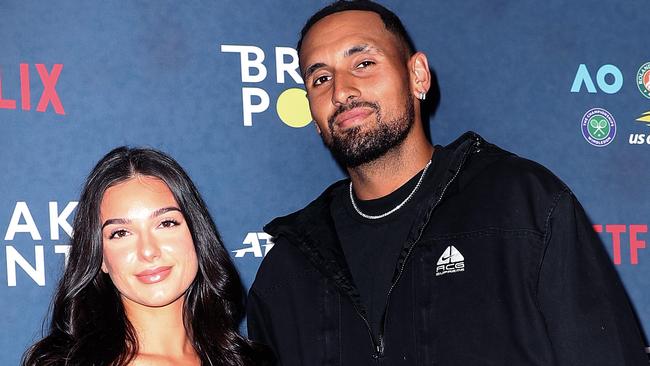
[{"left": 297, "top": 0, "right": 416, "bottom": 58}]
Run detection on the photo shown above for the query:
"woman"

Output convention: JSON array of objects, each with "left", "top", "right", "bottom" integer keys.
[{"left": 22, "top": 147, "right": 269, "bottom": 366}]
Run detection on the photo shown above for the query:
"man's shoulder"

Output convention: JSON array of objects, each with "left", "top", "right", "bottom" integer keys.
[
  {"left": 454, "top": 133, "right": 569, "bottom": 197},
  {"left": 252, "top": 179, "right": 347, "bottom": 294},
  {"left": 263, "top": 178, "right": 348, "bottom": 236},
  {"left": 249, "top": 234, "right": 311, "bottom": 294}
]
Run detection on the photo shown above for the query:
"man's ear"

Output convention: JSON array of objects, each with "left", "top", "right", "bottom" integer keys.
[{"left": 409, "top": 52, "right": 431, "bottom": 99}]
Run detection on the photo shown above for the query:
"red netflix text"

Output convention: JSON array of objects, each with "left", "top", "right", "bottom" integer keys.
[
  {"left": 0, "top": 63, "right": 65, "bottom": 115},
  {"left": 593, "top": 224, "right": 647, "bottom": 265}
]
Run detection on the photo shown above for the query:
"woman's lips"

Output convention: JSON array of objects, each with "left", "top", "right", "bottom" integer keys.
[
  {"left": 135, "top": 266, "right": 172, "bottom": 284},
  {"left": 335, "top": 108, "right": 373, "bottom": 130}
]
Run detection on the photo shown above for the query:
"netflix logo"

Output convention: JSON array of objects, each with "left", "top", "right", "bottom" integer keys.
[
  {"left": 0, "top": 63, "right": 65, "bottom": 115},
  {"left": 594, "top": 224, "right": 647, "bottom": 265}
]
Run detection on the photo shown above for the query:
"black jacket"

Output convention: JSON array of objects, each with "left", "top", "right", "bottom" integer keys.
[{"left": 247, "top": 132, "right": 647, "bottom": 365}]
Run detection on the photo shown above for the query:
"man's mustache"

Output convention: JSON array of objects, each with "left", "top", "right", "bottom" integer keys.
[{"left": 328, "top": 100, "right": 380, "bottom": 130}]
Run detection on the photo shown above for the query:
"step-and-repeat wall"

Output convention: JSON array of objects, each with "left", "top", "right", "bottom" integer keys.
[{"left": 1, "top": 0, "right": 648, "bottom": 363}]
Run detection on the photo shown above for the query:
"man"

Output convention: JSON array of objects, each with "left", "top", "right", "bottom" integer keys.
[{"left": 247, "top": 1, "right": 647, "bottom": 365}]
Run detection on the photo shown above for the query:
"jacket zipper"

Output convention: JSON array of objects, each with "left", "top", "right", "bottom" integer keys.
[
  {"left": 373, "top": 136, "right": 479, "bottom": 358},
  {"left": 351, "top": 304, "right": 382, "bottom": 359}
]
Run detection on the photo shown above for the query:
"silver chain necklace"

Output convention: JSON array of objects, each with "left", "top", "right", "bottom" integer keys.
[{"left": 349, "top": 159, "right": 433, "bottom": 220}]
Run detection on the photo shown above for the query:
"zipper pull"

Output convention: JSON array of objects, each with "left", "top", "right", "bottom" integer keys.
[{"left": 372, "top": 338, "right": 385, "bottom": 358}]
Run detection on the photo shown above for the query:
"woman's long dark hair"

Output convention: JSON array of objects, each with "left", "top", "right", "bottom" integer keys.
[{"left": 22, "top": 147, "right": 267, "bottom": 366}]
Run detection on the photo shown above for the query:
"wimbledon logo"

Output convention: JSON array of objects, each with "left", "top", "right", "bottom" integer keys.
[
  {"left": 581, "top": 108, "right": 616, "bottom": 147},
  {"left": 637, "top": 62, "right": 650, "bottom": 99}
]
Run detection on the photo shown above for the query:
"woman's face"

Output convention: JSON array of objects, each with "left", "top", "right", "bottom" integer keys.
[{"left": 99, "top": 175, "right": 198, "bottom": 310}]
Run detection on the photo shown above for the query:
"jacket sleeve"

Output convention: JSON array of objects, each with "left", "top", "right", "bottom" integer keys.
[
  {"left": 247, "top": 287, "right": 279, "bottom": 366},
  {"left": 536, "top": 190, "right": 648, "bottom": 365}
]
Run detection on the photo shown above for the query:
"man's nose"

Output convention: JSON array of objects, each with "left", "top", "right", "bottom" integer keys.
[{"left": 332, "top": 73, "right": 360, "bottom": 106}]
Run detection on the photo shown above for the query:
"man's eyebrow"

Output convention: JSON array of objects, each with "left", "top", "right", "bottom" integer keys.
[
  {"left": 303, "top": 62, "right": 326, "bottom": 81},
  {"left": 101, "top": 207, "right": 181, "bottom": 229},
  {"left": 344, "top": 44, "right": 371, "bottom": 57},
  {"left": 303, "top": 44, "right": 382, "bottom": 81}
]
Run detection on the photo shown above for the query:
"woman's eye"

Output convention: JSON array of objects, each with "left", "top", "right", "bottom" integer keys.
[
  {"left": 160, "top": 219, "right": 180, "bottom": 228},
  {"left": 313, "top": 75, "right": 331, "bottom": 86},
  {"left": 109, "top": 229, "right": 129, "bottom": 240}
]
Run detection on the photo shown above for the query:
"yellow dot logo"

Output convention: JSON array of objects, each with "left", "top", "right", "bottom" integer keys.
[{"left": 276, "top": 88, "right": 312, "bottom": 128}]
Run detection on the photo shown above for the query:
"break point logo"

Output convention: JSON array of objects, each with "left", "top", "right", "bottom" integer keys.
[
  {"left": 581, "top": 108, "right": 616, "bottom": 147},
  {"left": 637, "top": 62, "right": 650, "bottom": 99},
  {"left": 220, "top": 45, "right": 312, "bottom": 128}
]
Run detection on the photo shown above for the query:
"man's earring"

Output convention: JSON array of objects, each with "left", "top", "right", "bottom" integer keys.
[{"left": 418, "top": 92, "right": 426, "bottom": 101}]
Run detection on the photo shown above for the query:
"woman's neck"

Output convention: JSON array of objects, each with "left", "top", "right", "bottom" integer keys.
[{"left": 123, "top": 297, "right": 200, "bottom": 365}]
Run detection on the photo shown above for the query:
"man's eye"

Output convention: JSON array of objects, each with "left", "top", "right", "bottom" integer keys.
[
  {"left": 313, "top": 75, "right": 331, "bottom": 86},
  {"left": 109, "top": 229, "right": 129, "bottom": 240},
  {"left": 356, "top": 60, "right": 375, "bottom": 69},
  {"left": 160, "top": 219, "right": 180, "bottom": 228}
]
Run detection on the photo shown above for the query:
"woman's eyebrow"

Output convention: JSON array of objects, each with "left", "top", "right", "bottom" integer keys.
[{"left": 101, "top": 207, "right": 181, "bottom": 229}]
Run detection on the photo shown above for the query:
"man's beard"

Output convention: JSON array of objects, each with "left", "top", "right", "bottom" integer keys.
[{"left": 324, "top": 93, "right": 415, "bottom": 168}]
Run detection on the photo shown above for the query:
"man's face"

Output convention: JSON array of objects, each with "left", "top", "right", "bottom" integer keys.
[{"left": 300, "top": 10, "right": 415, "bottom": 168}]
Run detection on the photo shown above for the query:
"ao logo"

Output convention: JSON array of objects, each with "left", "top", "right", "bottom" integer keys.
[
  {"left": 221, "top": 45, "right": 312, "bottom": 128},
  {"left": 571, "top": 64, "right": 623, "bottom": 94}
]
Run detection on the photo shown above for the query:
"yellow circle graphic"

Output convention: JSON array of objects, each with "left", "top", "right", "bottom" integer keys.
[{"left": 276, "top": 88, "right": 312, "bottom": 128}]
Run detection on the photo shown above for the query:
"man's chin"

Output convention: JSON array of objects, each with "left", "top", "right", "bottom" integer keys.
[{"left": 331, "top": 141, "right": 388, "bottom": 168}]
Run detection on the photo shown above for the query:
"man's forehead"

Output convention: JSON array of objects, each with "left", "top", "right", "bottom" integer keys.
[
  {"left": 312, "top": 9, "right": 384, "bottom": 28},
  {"left": 299, "top": 10, "right": 395, "bottom": 64},
  {"left": 303, "top": 11, "right": 388, "bottom": 46}
]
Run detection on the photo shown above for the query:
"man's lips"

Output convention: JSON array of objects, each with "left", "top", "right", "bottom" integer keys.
[
  {"left": 334, "top": 107, "right": 373, "bottom": 129},
  {"left": 135, "top": 266, "right": 172, "bottom": 284}
]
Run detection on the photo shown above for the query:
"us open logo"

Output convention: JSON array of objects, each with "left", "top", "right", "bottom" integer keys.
[
  {"left": 581, "top": 108, "right": 616, "bottom": 147},
  {"left": 435, "top": 245, "right": 465, "bottom": 276}
]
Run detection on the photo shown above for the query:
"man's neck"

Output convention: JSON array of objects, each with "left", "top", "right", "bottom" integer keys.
[{"left": 348, "top": 132, "right": 434, "bottom": 200}]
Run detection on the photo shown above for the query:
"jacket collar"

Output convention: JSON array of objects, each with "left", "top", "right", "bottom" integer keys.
[
  {"left": 263, "top": 131, "right": 485, "bottom": 311},
  {"left": 265, "top": 131, "right": 484, "bottom": 237}
]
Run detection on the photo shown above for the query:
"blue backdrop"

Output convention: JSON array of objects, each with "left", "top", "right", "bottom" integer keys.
[{"left": 1, "top": 0, "right": 648, "bottom": 364}]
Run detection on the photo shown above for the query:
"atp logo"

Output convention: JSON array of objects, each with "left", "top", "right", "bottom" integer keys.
[
  {"left": 581, "top": 108, "right": 616, "bottom": 147},
  {"left": 435, "top": 245, "right": 465, "bottom": 276},
  {"left": 232, "top": 232, "right": 274, "bottom": 258}
]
